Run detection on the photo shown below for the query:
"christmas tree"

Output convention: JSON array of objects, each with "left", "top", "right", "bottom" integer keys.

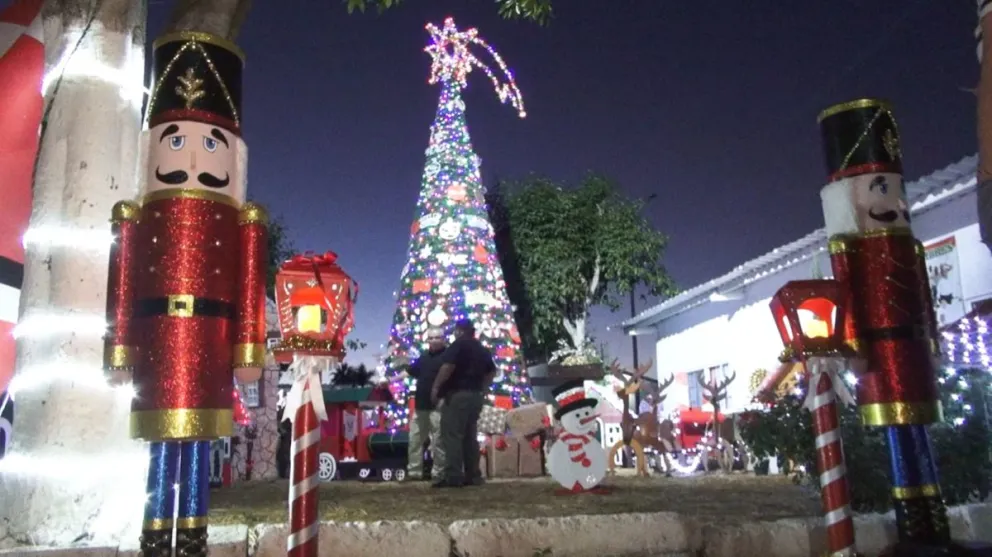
[{"left": 382, "top": 18, "right": 530, "bottom": 428}]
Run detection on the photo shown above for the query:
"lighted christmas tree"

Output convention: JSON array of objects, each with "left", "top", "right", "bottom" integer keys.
[{"left": 382, "top": 18, "right": 530, "bottom": 428}]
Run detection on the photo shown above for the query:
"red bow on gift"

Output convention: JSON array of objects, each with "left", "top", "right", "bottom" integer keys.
[
  {"left": 290, "top": 251, "right": 339, "bottom": 266},
  {"left": 495, "top": 437, "right": 508, "bottom": 451},
  {"left": 529, "top": 436, "right": 541, "bottom": 450}
]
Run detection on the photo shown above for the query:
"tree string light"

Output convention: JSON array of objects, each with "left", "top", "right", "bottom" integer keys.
[{"left": 425, "top": 17, "right": 526, "bottom": 118}]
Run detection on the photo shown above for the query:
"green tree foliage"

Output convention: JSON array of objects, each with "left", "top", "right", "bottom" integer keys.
[
  {"left": 739, "top": 366, "right": 992, "bottom": 512},
  {"left": 344, "top": 0, "right": 554, "bottom": 24},
  {"left": 498, "top": 174, "right": 676, "bottom": 359}
]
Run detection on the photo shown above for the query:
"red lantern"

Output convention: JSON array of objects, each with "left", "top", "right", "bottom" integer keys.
[
  {"left": 769, "top": 279, "right": 851, "bottom": 362},
  {"left": 272, "top": 251, "right": 358, "bottom": 363}
]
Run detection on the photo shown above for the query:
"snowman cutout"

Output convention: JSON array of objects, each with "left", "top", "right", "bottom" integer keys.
[{"left": 548, "top": 380, "right": 609, "bottom": 494}]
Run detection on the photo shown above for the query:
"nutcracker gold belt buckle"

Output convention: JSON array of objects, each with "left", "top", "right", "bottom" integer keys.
[{"left": 167, "top": 294, "right": 196, "bottom": 318}]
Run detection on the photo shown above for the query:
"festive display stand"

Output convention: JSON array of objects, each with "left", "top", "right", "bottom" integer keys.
[
  {"left": 272, "top": 252, "right": 357, "bottom": 557},
  {"left": 315, "top": 384, "right": 407, "bottom": 482}
]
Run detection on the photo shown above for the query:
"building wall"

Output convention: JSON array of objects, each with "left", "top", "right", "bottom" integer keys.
[{"left": 652, "top": 190, "right": 992, "bottom": 415}]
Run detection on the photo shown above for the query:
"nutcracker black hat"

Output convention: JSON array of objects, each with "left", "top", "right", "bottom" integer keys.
[
  {"left": 552, "top": 379, "right": 598, "bottom": 421},
  {"left": 146, "top": 31, "right": 244, "bottom": 135},
  {"left": 818, "top": 98, "right": 902, "bottom": 183}
]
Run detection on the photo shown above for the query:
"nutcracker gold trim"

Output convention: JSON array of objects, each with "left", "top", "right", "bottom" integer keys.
[
  {"left": 238, "top": 202, "right": 268, "bottom": 226},
  {"left": 143, "top": 188, "right": 239, "bottom": 208},
  {"left": 105, "top": 344, "right": 135, "bottom": 370},
  {"left": 111, "top": 200, "right": 141, "bottom": 223},
  {"left": 233, "top": 342, "right": 265, "bottom": 368},
  {"left": 130, "top": 408, "right": 234, "bottom": 440},
  {"left": 153, "top": 31, "right": 246, "bottom": 62},
  {"left": 175, "top": 516, "right": 209, "bottom": 529},
  {"left": 860, "top": 401, "right": 943, "bottom": 427},
  {"left": 142, "top": 518, "right": 174, "bottom": 531},
  {"left": 892, "top": 484, "right": 941, "bottom": 500},
  {"left": 827, "top": 228, "right": 914, "bottom": 255},
  {"left": 167, "top": 294, "right": 195, "bottom": 318},
  {"left": 817, "top": 98, "right": 892, "bottom": 123}
]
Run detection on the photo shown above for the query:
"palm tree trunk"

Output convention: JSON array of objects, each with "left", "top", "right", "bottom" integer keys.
[
  {"left": 0, "top": 0, "right": 147, "bottom": 547},
  {"left": 979, "top": 10, "right": 992, "bottom": 253},
  {"left": 166, "top": 0, "right": 251, "bottom": 38}
]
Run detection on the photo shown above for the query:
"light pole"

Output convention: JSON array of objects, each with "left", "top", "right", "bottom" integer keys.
[{"left": 631, "top": 193, "right": 657, "bottom": 410}]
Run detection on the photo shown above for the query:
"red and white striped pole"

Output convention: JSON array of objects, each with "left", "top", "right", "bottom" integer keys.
[
  {"left": 285, "top": 356, "right": 329, "bottom": 557},
  {"left": 805, "top": 360, "right": 856, "bottom": 556}
]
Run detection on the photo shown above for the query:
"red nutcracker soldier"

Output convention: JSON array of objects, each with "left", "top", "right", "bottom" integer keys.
[
  {"left": 103, "top": 31, "right": 267, "bottom": 557},
  {"left": 818, "top": 99, "right": 991, "bottom": 556}
]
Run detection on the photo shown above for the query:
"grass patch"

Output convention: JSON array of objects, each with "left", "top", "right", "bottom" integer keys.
[{"left": 210, "top": 474, "right": 822, "bottom": 526}]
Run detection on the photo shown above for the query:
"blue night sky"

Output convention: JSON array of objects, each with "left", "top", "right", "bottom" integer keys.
[{"left": 137, "top": 1, "right": 977, "bottom": 370}]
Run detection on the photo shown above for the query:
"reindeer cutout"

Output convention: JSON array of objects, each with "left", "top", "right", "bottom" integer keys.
[
  {"left": 698, "top": 369, "right": 737, "bottom": 473},
  {"left": 604, "top": 359, "right": 653, "bottom": 477},
  {"left": 633, "top": 374, "right": 682, "bottom": 476}
]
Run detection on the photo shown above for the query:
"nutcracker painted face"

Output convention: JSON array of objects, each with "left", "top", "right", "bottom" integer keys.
[
  {"left": 146, "top": 120, "right": 245, "bottom": 202},
  {"left": 850, "top": 172, "right": 910, "bottom": 231}
]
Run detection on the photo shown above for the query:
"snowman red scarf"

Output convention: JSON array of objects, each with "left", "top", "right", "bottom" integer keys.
[{"left": 556, "top": 429, "right": 594, "bottom": 468}]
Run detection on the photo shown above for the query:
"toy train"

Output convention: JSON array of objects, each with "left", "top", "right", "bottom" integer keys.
[{"left": 313, "top": 384, "right": 423, "bottom": 482}]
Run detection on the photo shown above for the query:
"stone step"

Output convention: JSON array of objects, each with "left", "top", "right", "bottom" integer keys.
[{"left": 1, "top": 503, "right": 989, "bottom": 557}]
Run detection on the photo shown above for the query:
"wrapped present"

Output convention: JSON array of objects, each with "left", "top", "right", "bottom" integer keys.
[
  {"left": 518, "top": 434, "right": 545, "bottom": 477},
  {"left": 505, "top": 402, "right": 552, "bottom": 438},
  {"left": 486, "top": 435, "right": 519, "bottom": 478},
  {"left": 477, "top": 404, "right": 508, "bottom": 435}
]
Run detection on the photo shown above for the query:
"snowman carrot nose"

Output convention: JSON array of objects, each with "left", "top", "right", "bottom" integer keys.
[{"left": 579, "top": 414, "right": 599, "bottom": 425}]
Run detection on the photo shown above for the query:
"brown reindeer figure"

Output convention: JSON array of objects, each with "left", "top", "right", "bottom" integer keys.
[
  {"left": 605, "top": 359, "right": 653, "bottom": 477},
  {"left": 698, "top": 370, "right": 737, "bottom": 473},
  {"left": 633, "top": 375, "right": 681, "bottom": 476}
]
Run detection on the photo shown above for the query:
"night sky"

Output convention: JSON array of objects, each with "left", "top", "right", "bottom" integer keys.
[{"left": 129, "top": 1, "right": 976, "bottom": 369}]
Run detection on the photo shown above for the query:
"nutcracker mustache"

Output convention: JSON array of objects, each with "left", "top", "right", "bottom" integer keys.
[
  {"left": 154, "top": 168, "right": 231, "bottom": 189},
  {"left": 868, "top": 208, "right": 911, "bottom": 223}
]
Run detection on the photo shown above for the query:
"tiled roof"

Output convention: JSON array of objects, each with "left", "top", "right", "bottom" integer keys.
[{"left": 622, "top": 155, "right": 978, "bottom": 331}]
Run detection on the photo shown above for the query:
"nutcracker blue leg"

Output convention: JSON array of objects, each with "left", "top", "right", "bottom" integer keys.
[
  {"left": 175, "top": 441, "right": 211, "bottom": 557},
  {"left": 886, "top": 425, "right": 948, "bottom": 544},
  {"left": 140, "top": 442, "right": 180, "bottom": 557}
]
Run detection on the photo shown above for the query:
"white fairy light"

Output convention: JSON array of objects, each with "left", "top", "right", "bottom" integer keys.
[
  {"left": 12, "top": 311, "right": 107, "bottom": 340},
  {"left": 22, "top": 224, "right": 116, "bottom": 252},
  {"left": 41, "top": 30, "right": 149, "bottom": 107}
]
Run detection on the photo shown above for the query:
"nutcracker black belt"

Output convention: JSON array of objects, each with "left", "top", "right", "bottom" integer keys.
[{"left": 133, "top": 295, "right": 235, "bottom": 319}]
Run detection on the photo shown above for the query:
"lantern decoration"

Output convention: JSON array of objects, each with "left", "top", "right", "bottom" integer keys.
[
  {"left": 770, "top": 279, "right": 857, "bottom": 557},
  {"left": 276, "top": 251, "right": 356, "bottom": 557}
]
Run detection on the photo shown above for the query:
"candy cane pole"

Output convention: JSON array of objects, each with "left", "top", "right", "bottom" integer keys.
[
  {"left": 285, "top": 356, "right": 329, "bottom": 557},
  {"left": 806, "top": 361, "right": 856, "bottom": 556}
]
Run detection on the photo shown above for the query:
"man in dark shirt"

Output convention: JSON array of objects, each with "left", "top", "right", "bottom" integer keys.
[
  {"left": 430, "top": 319, "right": 497, "bottom": 488},
  {"left": 395, "top": 327, "right": 447, "bottom": 480}
]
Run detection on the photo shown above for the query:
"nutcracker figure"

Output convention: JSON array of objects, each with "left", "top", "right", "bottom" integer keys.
[
  {"left": 103, "top": 31, "right": 267, "bottom": 557},
  {"left": 818, "top": 99, "right": 990, "bottom": 555}
]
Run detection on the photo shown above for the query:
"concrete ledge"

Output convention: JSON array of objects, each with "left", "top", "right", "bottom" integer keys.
[{"left": 1, "top": 502, "right": 989, "bottom": 557}]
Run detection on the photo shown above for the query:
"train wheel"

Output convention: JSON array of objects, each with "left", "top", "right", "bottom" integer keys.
[
  {"left": 317, "top": 452, "right": 337, "bottom": 482},
  {"left": 381, "top": 468, "right": 393, "bottom": 481},
  {"left": 394, "top": 468, "right": 406, "bottom": 482}
]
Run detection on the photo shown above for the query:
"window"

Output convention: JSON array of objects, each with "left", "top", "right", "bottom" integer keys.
[
  {"left": 687, "top": 370, "right": 704, "bottom": 408},
  {"left": 242, "top": 382, "right": 260, "bottom": 408}
]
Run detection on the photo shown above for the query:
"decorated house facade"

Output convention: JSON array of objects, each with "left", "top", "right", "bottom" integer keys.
[{"left": 622, "top": 155, "right": 990, "bottom": 416}]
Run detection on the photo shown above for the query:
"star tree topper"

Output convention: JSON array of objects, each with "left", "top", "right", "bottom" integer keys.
[{"left": 424, "top": 16, "right": 527, "bottom": 118}]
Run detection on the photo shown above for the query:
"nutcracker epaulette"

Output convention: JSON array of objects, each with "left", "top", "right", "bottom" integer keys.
[
  {"left": 111, "top": 200, "right": 141, "bottom": 224},
  {"left": 238, "top": 202, "right": 268, "bottom": 226}
]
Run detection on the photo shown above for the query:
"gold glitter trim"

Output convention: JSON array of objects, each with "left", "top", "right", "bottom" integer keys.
[
  {"left": 892, "top": 484, "right": 941, "bottom": 500},
  {"left": 105, "top": 344, "right": 135, "bottom": 370},
  {"left": 143, "top": 188, "right": 239, "bottom": 208},
  {"left": 233, "top": 343, "right": 265, "bottom": 367},
  {"left": 143, "top": 518, "right": 174, "bottom": 531},
  {"left": 271, "top": 334, "right": 343, "bottom": 355},
  {"left": 817, "top": 98, "right": 892, "bottom": 123},
  {"left": 238, "top": 202, "right": 268, "bottom": 225},
  {"left": 167, "top": 294, "right": 196, "bottom": 318},
  {"left": 827, "top": 229, "right": 914, "bottom": 255},
  {"left": 176, "top": 516, "right": 209, "bottom": 529},
  {"left": 914, "top": 240, "right": 926, "bottom": 258},
  {"left": 153, "top": 31, "right": 246, "bottom": 62},
  {"left": 860, "top": 401, "right": 943, "bottom": 427},
  {"left": 130, "top": 409, "right": 234, "bottom": 440},
  {"left": 111, "top": 200, "right": 141, "bottom": 223}
]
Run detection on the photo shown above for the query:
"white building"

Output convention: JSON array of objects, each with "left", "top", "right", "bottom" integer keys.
[{"left": 622, "top": 155, "right": 990, "bottom": 416}]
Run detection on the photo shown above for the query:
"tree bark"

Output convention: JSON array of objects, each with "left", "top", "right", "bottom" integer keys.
[
  {"left": 978, "top": 12, "right": 992, "bottom": 254},
  {"left": 0, "top": 0, "right": 147, "bottom": 547},
  {"left": 166, "top": 0, "right": 251, "bottom": 39}
]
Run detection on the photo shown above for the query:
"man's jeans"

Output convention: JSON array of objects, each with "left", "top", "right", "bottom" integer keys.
[
  {"left": 407, "top": 407, "right": 444, "bottom": 479},
  {"left": 440, "top": 390, "right": 484, "bottom": 483}
]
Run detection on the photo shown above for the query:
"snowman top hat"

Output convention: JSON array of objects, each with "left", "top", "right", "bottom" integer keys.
[{"left": 552, "top": 379, "right": 598, "bottom": 420}]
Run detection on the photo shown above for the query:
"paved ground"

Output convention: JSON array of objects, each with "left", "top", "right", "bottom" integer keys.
[{"left": 210, "top": 473, "right": 823, "bottom": 526}]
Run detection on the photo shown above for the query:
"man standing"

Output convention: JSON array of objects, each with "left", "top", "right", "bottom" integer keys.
[
  {"left": 397, "top": 328, "right": 447, "bottom": 481},
  {"left": 431, "top": 319, "right": 497, "bottom": 488}
]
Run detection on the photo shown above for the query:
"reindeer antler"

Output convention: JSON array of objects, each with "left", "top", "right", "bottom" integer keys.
[
  {"left": 631, "top": 359, "right": 653, "bottom": 382},
  {"left": 609, "top": 359, "right": 627, "bottom": 383},
  {"left": 655, "top": 374, "right": 675, "bottom": 403}
]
